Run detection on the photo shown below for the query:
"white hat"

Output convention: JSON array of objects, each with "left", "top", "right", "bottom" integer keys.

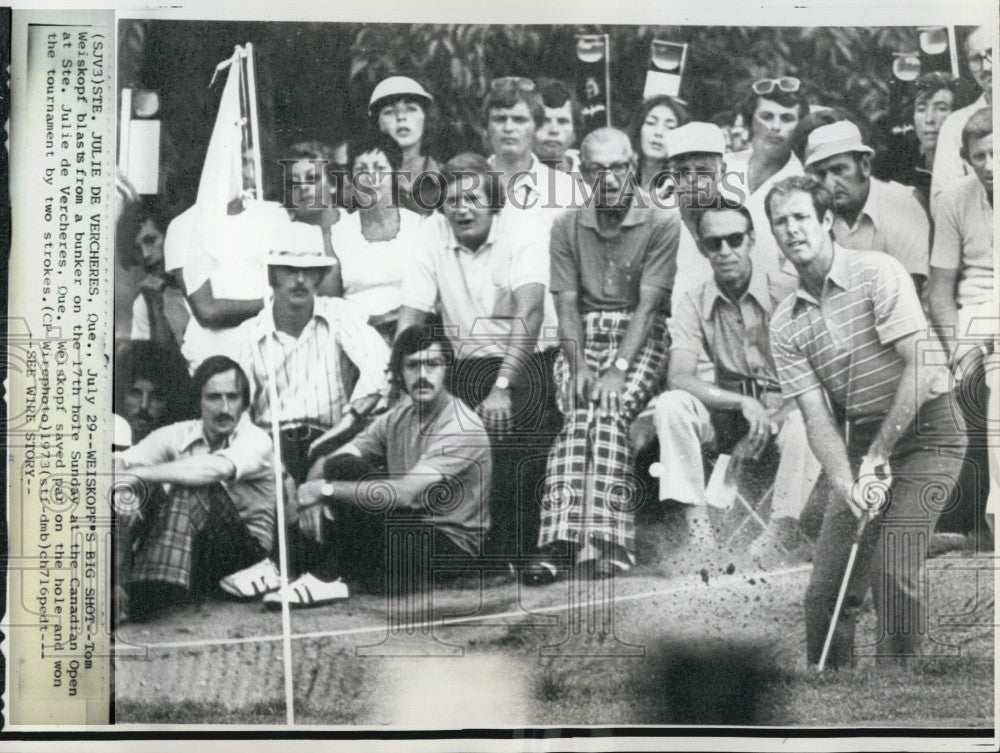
[
  {"left": 664, "top": 122, "right": 727, "bottom": 159},
  {"left": 804, "top": 120, "right": 875, "bottom": 166},
  {"left": 368, "top": 76, "right": 434, "bottom": 114},
  {"left": 265, "top": 223, "right": 336, "bottom": 268}
]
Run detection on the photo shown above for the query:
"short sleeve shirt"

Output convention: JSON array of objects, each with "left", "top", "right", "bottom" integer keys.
[
  {"left": 116, "top": 415, "right": 276, "bottom": 550},
  {"left": 400, "top": 210, "right": 552, "bottom": 356},
  {"left": 548, "top": 196, "right": 681, "bottom": 313},
  {"left": 930, "top": 175, "right": 995, "bottom": 309},
  {"left": 347, "top": 395, "right": 492, "bottom": 555},
  {"left": 770, "top": 245, "right": 948, "bottom": 421},
  {"left": 671, "top": 266, "right": 797, "bottom": 389},
  {"left": 830, "top": 178, "right": 931, "bottom": 278}
]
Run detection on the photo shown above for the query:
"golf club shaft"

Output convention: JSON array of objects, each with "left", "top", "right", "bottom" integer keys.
[{"left": 817, "top": 513, "right": 869, "bottom": 672}]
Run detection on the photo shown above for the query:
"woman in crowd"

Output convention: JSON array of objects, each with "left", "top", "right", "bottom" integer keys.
[
  {"left": 369, "top": 75, "right": 441, "bottom": 215},
  {"left": 329, "top": 129, "right": 431, "bottom": 341},
  {"left": 630, "top": 94, "right": 690, "bottom": 198},
  {"left": 873, "top": 72, "right": 970, "bottom": 207}
]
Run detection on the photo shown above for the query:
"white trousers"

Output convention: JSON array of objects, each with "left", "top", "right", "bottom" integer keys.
[{"left": 653, "top": 390, "right": 821, "bottom": 518}]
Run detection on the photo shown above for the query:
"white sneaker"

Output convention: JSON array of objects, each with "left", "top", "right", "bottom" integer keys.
[
  {"left": 263, "top": 573, "right": 349, "bottom": 610},
  {"left": 219, "top": 558, "right": 281, "bottom": 599}
]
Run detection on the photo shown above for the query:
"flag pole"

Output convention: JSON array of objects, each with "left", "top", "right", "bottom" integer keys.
[
  {"left": 263, "top": 330, "right": 297, "bottom": 725},
  {"left": 241, "top": 41, "right": 295, "bottom": 723},
  {"left": 947, "top": 27, "right": 960, "bottom": 78},
  {"left": 603, "top": 34, "right": 612, "bottom": 127},
  {"left": 244, "top": 43, "right": 265, "bottom": 200}
]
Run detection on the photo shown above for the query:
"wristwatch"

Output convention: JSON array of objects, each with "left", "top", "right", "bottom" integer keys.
[
  {"left": 613, "top": 357, "right": 629, "bottom": 373},
  {"left": 495, "top": 375, "right": 510, "bottom": 390},
  {"left": 320, "top": 481, "right": 335, "bottom": 499}
]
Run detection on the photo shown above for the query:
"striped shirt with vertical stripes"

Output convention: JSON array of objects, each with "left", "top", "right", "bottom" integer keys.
[
  {"left": 769, "top": 244, "right": 947, "bottom": 421},
  {"left": 237, "top": 296, "right": 389, "bottom": 431}
]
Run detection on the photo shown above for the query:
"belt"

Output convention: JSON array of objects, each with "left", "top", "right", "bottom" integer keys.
[{"left": 716, "top": 377, "right": 781, "bottom": 402}]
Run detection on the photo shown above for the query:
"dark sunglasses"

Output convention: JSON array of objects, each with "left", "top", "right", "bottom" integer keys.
[
  {"left": 752, "top": 77, "right": 800, "bottom": 95},
  {"left": 490, "top": 76, "right": 536, "bottom": 92},
  {"left": 700, "top": 232, "right": 747, "bottom": 252}
]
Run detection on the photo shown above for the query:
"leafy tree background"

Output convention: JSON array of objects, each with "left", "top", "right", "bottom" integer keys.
[{"left": 118, "top": 21, "right": 980, "bottom": 211}]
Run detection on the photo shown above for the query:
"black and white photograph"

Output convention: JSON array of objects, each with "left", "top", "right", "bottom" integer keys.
[{"left": 12, "top": 2, "right": 999, "bottom": 741}]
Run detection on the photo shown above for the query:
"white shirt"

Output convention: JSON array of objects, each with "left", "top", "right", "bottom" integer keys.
[
  {"left": 930, "top": 95, "right": 988, "bottom": 212},
  {"left": 329, "top": 207, "right": 432, "bottom": 318}
]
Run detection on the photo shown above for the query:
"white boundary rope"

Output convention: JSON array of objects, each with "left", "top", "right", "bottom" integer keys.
[{"left": 126, "top": 564, "right": 812, "bottom": 651}]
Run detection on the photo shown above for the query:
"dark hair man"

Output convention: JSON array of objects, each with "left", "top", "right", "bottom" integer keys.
[
  {"left": 242, "top": 324, "right": 492, "bottom": 607},
  {"left": 653, "top": 198, "right": 819, "bottom": 557},
  {"left": 397, "top": 153, "right": 560, "bottom": 561},
  {"left": 114, "top": 356, "right": 275, "bottom": 622}
]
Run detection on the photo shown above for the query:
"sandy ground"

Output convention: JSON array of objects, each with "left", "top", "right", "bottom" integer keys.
[{"left": 114, "top": 528, "right": 995, "bottom": 728}]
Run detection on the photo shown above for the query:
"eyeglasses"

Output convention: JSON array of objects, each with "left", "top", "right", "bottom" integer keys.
[
  {"left": 700, "top": 232, "right": 747, "bottom": 252},
  {"left": 490, "top": 76, "right": 536, "bottom": 92},
  {"left": 967, "top": 49, "right": 992, "bottom": 71},
  {"left": 751, "top": 77, "right": 801, "bottom": 95},
  {"left": 581, "top": 161, "right": 632, "bottom": 178}
]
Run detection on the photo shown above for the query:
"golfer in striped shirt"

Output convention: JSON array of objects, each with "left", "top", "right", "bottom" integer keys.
[{"left": 766, "top": 175, "right": 967, "bottom": 668}]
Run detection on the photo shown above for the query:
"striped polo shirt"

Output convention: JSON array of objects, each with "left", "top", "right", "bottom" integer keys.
[{"left": 770, "top": 244, "right": 947, "bottom": 421}]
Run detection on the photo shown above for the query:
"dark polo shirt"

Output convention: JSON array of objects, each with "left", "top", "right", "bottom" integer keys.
[{"left": 548, "top": 194, "right": 681, "bottom": 313}]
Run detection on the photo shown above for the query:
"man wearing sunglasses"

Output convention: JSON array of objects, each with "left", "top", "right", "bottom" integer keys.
[
  {"left": 652, "top": 198, "right": 819, "bottom": 560},
  {"left": 931, "top": 26, "right": 993, "bottom": 210},
  {"left": 527, "top": 127, "right": 680, "bottom": 584},
  {"left": 803, "top": 120, "right": 931, "bottom": 296},
  {"left": 726, "top": 76, "right": 810, "bottom": 280}
]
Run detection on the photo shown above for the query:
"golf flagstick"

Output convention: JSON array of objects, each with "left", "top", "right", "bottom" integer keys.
[{"left": 264, "top": 331, "right": 296, "bottom": 724}]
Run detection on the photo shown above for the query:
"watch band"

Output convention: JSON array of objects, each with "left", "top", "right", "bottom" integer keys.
[{"left": 320, "top": 481, "right": 335, "bottom": 498}]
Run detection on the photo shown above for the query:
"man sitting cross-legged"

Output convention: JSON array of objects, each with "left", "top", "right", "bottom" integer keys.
[
  {"left": 227, "top": 324, "right": 493, "bottom": 608},
  {"left": 114, "top": 356, "right": 275, "bottom": 622}
]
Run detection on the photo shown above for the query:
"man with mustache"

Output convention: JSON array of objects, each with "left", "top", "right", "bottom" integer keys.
[
  {"left": 115, "top": 339, "right": 190, "bottom": 444},
  {"left": 803, "top": 120, "right": 931, "bottom": 296},
  {"left": 114, "top": 356, "right": 275, "bottom": 622},
  {"left": 235, "top": 227, "right": 389, "bottom": 485},
  {"left": 398, "top": 153, "right": 559, "bottom": 563},
  {"left": 255, "top": 324, "right": 491, "bottom": 607}
]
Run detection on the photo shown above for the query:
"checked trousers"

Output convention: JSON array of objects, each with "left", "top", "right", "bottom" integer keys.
[
  {"left": 129, "top": 483, "right": 267, "bottom": 591},
  {"left": 538, "top": 310, "right": 669, "bottom": 557}
]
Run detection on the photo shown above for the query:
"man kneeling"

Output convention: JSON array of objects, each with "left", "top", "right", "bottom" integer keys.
[
  {"left": 246, "top": 324, "right": 492, "bottom": 608},
  {"left": 114, "top": 356, "right": 275, "bottom": 622},
  {"left": 654, "top": 199, "right": 820, "bottom": 557}
]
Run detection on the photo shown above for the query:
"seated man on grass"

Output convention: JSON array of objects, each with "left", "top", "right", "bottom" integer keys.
[
  {"left": 226, "top": 324, "right": 493, "bottom": 608},
  {"left": 114, "top": 356, "right": 275, "bottom": 622}
]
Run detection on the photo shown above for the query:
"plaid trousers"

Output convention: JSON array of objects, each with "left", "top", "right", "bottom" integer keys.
[
  {"left": 539, "top": 310, "right": 669, "bottom": 556},
  {"left": 129, "top": 483, "right": 267, "bottom": 590}
]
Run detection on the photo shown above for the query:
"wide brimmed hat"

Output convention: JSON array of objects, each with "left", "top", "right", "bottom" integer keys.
[
  {"left": 265, "top": 223, "right": 335, "bottom": 268},
  {"left": 804, "top": 120, "right": 875, "bottom": 166}
]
